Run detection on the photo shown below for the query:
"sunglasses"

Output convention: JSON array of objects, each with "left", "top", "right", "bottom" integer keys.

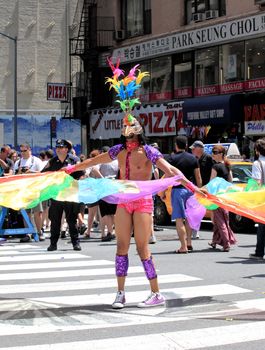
[
  {"left": 20, "top": 149, "right": 28, "bottom": 153},
  {"left": 56, "top": 145, "right": 66, "bottom": 148},
  {"left": 212, "top": 150, "right": 222, "bottom": 155}
]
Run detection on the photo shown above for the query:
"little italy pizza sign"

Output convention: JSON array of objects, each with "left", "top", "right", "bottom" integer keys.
[{"left": 89, "top": 102, "right": 183, "bottom": 139}]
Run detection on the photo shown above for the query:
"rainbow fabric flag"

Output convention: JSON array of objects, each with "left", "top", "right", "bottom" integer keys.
[
  {"left": 1, "top": 173, "right": 265, "bottom": 226},
  {"left": 0, "top": 172, "right": 181, "bottom": 210}
]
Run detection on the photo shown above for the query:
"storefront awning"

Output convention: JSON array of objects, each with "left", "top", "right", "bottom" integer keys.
[{"left": 183, "top": 94, "right": 243, "bottom": 126}]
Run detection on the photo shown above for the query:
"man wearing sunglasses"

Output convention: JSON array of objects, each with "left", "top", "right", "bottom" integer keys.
[
  {"left": 14, "top": 143, "right": 45, "bottom": 242},
  {"left": 41, "top": 139, "right": 84, "bottom": 251}
]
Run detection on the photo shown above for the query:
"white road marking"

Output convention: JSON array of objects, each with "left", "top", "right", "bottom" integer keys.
[{"left": 0, "top": 274, "right": 201, "bottom": 294}]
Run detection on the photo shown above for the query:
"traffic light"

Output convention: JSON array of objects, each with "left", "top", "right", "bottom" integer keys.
[{"left": 50, "top": 116, "right": 57, "bottom": 138}]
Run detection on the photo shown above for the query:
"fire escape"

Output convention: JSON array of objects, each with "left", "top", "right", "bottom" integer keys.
[{"left": 63, "top": 0, "right": 115, "bottom": 120}]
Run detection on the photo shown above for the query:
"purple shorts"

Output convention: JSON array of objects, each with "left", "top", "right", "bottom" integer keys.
[{"left": 118, "top": 196, "right": 153, "bottom": 214}]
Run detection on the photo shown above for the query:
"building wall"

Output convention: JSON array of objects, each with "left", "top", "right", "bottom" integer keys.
[
  {"left": 0, "top": 0, "right": 82, "bottom": 153},
  {"left": 91, "top": 1, "right": 265, "bottom": 152},
  {"left": 0, "top": 0, "right": 78, "bottom": 112}
]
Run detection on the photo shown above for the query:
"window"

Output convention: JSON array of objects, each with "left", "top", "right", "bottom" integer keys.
[
  {"left": 195, "top": 46, "right": 219, "bottom": 96},
  {"left": 122, "top": 0, "right": 151, "bottom": 37},
  {"left": 220, "top": 42, "right": 245, "bottom": 84},
  {"left": 150, "top": 56, "right": 172, "bottom": 101},
  {"left": 185, "top": 0, "right": 226, "bottom": 24},
  {"left": 246, "top": 37, "right": 265, "bottom": 80},
  {"left": 173, "top": 52, "right": 193, "bottom": 98}
]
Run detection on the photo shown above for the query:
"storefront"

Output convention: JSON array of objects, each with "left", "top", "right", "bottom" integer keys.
[
  {"left": 93, "top": 13, "right": 265, "bottom": 153},
  {"left": 183, "top": 94, "right": 244, "bottom": 143},
  {"left": 89, "top": 101, "right": 183, "bottom": 153},
  {"left": 244, "top": 91, "right": 265, "bottom": 137}
]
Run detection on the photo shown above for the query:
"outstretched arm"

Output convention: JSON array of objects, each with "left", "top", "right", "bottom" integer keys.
[
  {"left": 156, "top": 158, "right": 204, "bottom": 194},
  {"left": 65, "top": 152, "right": 112, "bottom": 174}
]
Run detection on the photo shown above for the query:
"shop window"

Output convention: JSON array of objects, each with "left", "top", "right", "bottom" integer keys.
[
  {"left": 173, "top": 52, "right": 193, "bottom": 98},
  {"left": 220, "top": 42, "right": 245, "bottom": 84},
  {"left": 150, "top": 56, "right": 172, "bottom": 101},
  {"left": 121, "top": 0, "right": 151, "bottom": 38},
  {"left": 185, "top": 0, "right": 226, "bottom": 24},
  {"left": 246, "top": 37, "right": 265, "bottom": 80},
  {"left": 195, "top": 46, "right": 219, "bottom": 96}
]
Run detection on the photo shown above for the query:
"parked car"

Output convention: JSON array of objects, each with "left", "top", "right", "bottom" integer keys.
[{"left": 154, "top": 161, "right": 256, "bottom": 233}]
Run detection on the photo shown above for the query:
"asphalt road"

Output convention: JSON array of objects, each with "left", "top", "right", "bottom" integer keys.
[{"left": 0, "top": 224, "right": 264, "bottom": 350}]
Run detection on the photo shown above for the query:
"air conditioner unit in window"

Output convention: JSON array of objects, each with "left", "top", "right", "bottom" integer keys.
[
  {"left": 114, "top": 29, "right": 126, "bottom": 41},
  {"left": 192, "top": 13, "right": 205, "bottom": 22},
  {"left": 205, "top": 10, "right": 219, "bottom": 19}
]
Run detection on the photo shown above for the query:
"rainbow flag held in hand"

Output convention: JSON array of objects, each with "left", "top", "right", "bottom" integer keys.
[{"left": 1, "top": 173, "right": 265, "bottom": 228}]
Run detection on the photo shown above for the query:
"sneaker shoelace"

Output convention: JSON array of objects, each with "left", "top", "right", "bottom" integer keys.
[
  {"left": 145, "top": 292, "right": 159, "bottom": 303},
  {"left": 114, "top": 292, "right": 124, "bottom": 304}
]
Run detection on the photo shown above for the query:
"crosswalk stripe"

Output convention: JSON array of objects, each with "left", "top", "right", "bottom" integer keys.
[
  {"left": 0, "top": 284, "right": 250, "bottom": 311},
  {"left": 0, "top": 266, "right": 143, "bottom": 281},
  {"left": 0, "top": 259, "right": 114, "bottom": 271},
  {"left": 0, "top": 244, "right": 37, "bottom": 250},
  {"left": 0, "top": 253, "right": 90, "bottom": 262},
  {"left": 0, "top": 250, "right": 88, "bottom": 256},
  {"left": 3, "top": 320, "right": 265, "bottom": 349},
  {"left": 0, "top": 274, "right": 201, "bottom": 294}
]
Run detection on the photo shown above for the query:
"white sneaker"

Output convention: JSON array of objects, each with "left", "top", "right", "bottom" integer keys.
[
  {"left": 149, "top": 234, "right": 157, "bottom": 244},
  {"left": 112, "top": 291, "right": 126, "bottom": 309},
  {"left": 137, "top": 292, "right": 165, "bottom": 308},
  {"left": 192, "top": 230, "right": 200, "bottom": 239}
]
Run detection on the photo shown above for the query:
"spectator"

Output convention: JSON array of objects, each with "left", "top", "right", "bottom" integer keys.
[
  {"left": 166, "top": 136, "right": 202, "bottom": 253},
  {"left": 208, "top": 144, "right": 236, "bottom": 252},
  {"left": 0, "top": 145, "right": 13, "bottom": 176},
  {"left": 42, "top": 139, "right": 83, "bottom": 251},
  {"left": 41, "top": 149, "right": 54, "bottom": 231},
  {"left": 190, "top": 140, "right": 214, "bottom": 239},
  {"left": 249, "top": 138, "right": 265, "bottom": 260},
  {"left": 98, "top": 146, "right": 118, "bottom": 241},
  {"left": 83, "top": 150, "right": 102, "bottom": 239},
  {"left": 14, "top": 143, "right": 45, "bottom": 242}
]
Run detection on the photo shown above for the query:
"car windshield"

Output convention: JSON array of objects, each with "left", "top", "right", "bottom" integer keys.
[{"left": 231, "top": 164, "right": 252, "bottom": 183}]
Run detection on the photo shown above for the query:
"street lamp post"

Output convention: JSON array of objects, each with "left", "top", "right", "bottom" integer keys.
[{"left": 0, "top": 32, "right": 17, "bottom": 148}]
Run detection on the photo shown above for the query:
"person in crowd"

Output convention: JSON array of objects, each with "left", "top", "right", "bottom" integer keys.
[
  {"left": 14, "top": 143, "right": 45, "bottom": 242},
  {"left": 98, "top": 145, "right": 118, "bottom": 242},
  {"left": 0, "top": 145, "right": 13, "bottom": 176},
  {"left": 64, "top": 118, "right": 202, "bottom": 309},
  {"left": 149, "top": 142, "right": 162, "bottom": 244},
  {"left": 41, "top": 139, "right": 84, "bottom": 251},
  {"left": 249, "top": 138, "right": 265, "bottom": 260},
  {"left": 165, "top": 136, "right": 202, "bottom": 253},
  {"left": 83, "top": 149, "right": 103, "bottom": 239},
  {"left": 190, "top": 140, "right": 214, "bottom": 239},
  {"left": 79, "top": 154, "right": 87, "bottom": 163},
  {"left": 208, "top": 144, "right": 236, "bottom": 252},
  {"left": 8, "top": 148, "right": 19, "bottom": 165},
  {"left": 40, "top": 149, "right": 54, "bottom": 232}
]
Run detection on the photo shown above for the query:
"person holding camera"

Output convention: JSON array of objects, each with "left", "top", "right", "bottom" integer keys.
[{"left": 14, "top": 143, "right": 45, "bottom": 242}]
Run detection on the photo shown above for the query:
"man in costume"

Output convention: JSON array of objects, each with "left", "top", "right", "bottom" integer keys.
[{"left": 65, "top": 60, "right": 200, "bottom": 309}]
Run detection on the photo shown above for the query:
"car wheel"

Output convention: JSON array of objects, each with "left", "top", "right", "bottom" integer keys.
[
  {"left": 153, "top": 195, "right": 170, "bottom": 226},
  {"left": 229, "top": 213, "right": 256, "bottom": 233}
]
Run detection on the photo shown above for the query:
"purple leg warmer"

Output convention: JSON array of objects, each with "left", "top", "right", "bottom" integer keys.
[
  {"left": 115, "top": 254, "right": 129, "bottom": 277},
  {"left": 142, "top": 256, "right": 157, "bottom": 280}
]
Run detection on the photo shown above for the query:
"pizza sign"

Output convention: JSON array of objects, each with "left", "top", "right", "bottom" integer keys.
[{"left": 47, "top": 83, "right": 68, "bottom": 101}]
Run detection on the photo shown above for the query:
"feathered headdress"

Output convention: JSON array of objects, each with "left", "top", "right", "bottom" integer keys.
[{"left": 105, "top": 57, "right": 149, "bottom": 135}]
